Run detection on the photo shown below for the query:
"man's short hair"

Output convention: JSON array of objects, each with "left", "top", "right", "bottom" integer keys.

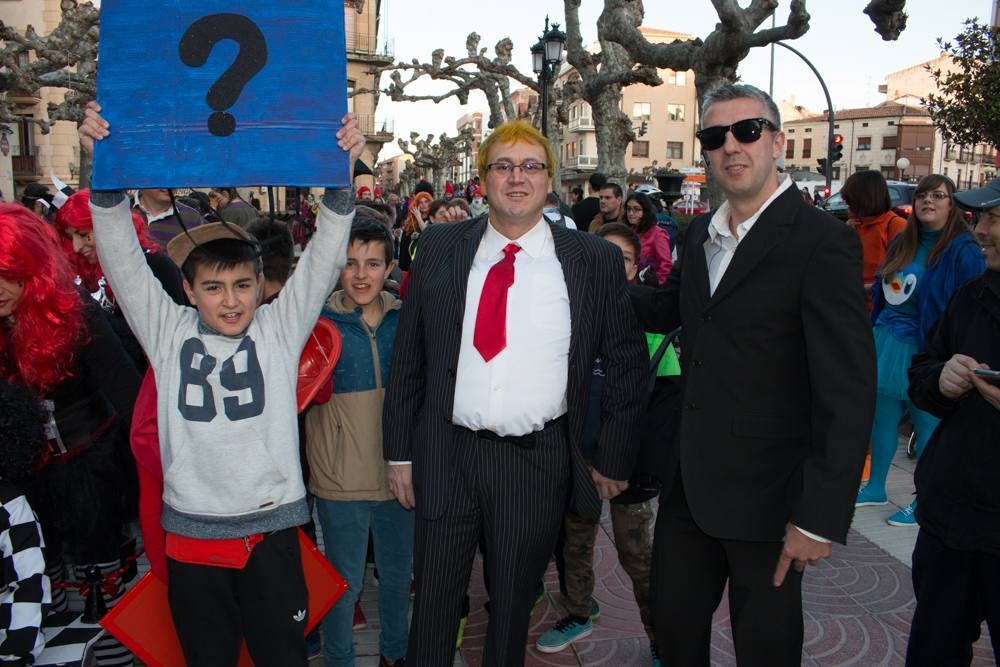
[
  {"left": 181, "top": 238, "right": 263, "bottom": 283},
  {"left": 349, "top": 219, "right": 394, "bottom": 265},
  {"left": 596, "top": 222, "right": 641, "bottom": 262},
  {"left": 413, "top": 181, "right": 434, "bottom": 197},
  {"left": 588, "top": 172, "right": 608, "bottom": 191},
  {"left": 246, "top": 218, "right": 294, "bottom": 286},
  {"left": 572, "top": 186, "right": 584, "bottom": 198},
  {"left": 476, "top": 120, "right": 556, "bottom": 182},
  {"left": 700, "top": 83, "right": 782, "bottom": 131},
  {"left": 600, "top": 183, "right": 623, "bottom": 199},
  {"left": 545, "top": 192, "right": 561, "bottom": 207}
]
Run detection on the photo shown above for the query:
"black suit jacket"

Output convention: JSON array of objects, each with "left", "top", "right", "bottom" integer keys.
[
  {"left": 632, "top": 185, "right": 876, "bottom": 544},
  {"left": 383, "top": 214, "right": 648, "bottom": 521}
]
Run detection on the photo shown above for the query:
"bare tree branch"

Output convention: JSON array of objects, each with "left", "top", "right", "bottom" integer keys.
[
  {"left": 0, "top": 0, "right": 99, "bottom": 133},
  {"left": 864, "top": 0, "right": 908, "bottom": 41}
]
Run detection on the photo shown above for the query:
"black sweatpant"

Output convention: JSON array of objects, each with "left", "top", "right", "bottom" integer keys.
[
  {"left": 906, "top": 528, "right": 1000, "bottom": 666},
  {"left": 166, "top": 527, "right": 308, "bottom": 667}
]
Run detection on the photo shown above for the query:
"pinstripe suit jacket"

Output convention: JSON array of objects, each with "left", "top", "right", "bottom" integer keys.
[{"left": 383, "top": 214, "right": 648, "bottom": 521}]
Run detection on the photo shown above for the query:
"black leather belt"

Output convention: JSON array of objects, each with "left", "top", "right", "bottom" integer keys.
[{"left": 463, "top": 415, "right": 567, "bottom": 448}]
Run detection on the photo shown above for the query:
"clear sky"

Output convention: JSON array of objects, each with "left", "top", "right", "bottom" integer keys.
[{"left": 377, "top": 0, "right": 992, "bottom": 159}]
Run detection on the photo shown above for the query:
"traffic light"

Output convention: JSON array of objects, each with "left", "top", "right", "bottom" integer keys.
[
  {"left": 817, "top": 157, "right": 828, "bottom": 174},
  {"left": 822, "top": 186, "right": 831, "bottom": 199},
  {"left": 639, "top": 120, "right": 648, "bottom": 137},
  {"left": 830, "top": 134, "right": 844, "bottom": 163}
]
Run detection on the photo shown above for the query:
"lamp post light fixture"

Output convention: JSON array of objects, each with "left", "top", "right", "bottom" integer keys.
[
  {"left": 531, "top": 16, "right": 566, "bottom": 138},
  {"left": 896, "top": 156, "right": 911, "bottom": 182}
]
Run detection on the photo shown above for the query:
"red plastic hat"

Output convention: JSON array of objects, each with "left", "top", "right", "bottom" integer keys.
[
  {"left": 374, "top": 186, "right": 383, "bottom": 197},
  {"left": 296, "top": 318, "right": 341, "bottom": 413},
  {"left": 445, "top": 181, "right": 454, "bottom": 196},
  {"left": 473, "top": 188, "right": 483, "bottom": 197},
  {"left": 356, "top": 186, "right": 372, "bottom": 198}
]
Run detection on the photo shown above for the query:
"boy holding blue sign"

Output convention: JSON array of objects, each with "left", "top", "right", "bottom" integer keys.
[{"left": 80, "top": 104, "right": 364, "bottom": 667}]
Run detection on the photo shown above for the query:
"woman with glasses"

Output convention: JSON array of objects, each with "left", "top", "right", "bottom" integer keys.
[
  {"left": 624, "top": 192, "right": 672, "bottom": 284},
  {"left": 839, "top": 171, "right": 908, "bottom": 312},
  {"left": 857, "top": 174, "right": 985, "bottom": 526}
]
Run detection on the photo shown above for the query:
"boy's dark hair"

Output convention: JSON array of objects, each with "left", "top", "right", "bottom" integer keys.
[
  {"left": 362, "top": 202, "right": 396, "bottom": 228},
  {"left": 545, "top": 192, "right": 561, "bottom": 207},
  {"left": 572, "top": 186, "right": 584, "bottom": 198},
  {"left": 414, "top": 180, "right": 434, "bottom": 197},
  {"left": 350, "top": 219, "right": 394, "bottom": 264},
  {"left": 589, "top": 172, "right": 608, "bottom": 191},
  {"left": 246, "top": 218, "right": 295, "bottom": 286},
  {"left": 0, "top": 380, "right": 45, "bottom": 483},
  {"left": 596, "top": 222, "right": 641, "bottom": 263},
  {"left": 181, "top": 238, "right": 263, "bottom": 283}
]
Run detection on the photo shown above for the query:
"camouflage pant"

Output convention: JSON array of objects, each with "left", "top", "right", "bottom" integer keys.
[{"left": 562, "top": 501, "right": 654, "bottom": 639}]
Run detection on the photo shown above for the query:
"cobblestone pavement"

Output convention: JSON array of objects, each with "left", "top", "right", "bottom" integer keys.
[{"left": 323, "top": 438, "right": 996, "bottom": 665}]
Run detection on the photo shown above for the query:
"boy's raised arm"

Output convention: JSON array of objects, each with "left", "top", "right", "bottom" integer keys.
[{"left": 81, "top": 103, "right": 186, "bottom": 362}]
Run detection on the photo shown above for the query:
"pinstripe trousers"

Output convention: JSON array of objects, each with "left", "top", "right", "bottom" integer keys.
[{"left": 408, "top": 423, "right": 571, "bottom": 666}]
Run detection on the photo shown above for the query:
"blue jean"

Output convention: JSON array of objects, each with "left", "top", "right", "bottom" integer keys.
[{"left": 316, "top": 498, "right": 414, "bottom": 666}]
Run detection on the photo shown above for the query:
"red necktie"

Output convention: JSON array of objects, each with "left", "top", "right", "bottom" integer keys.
[{"left": 474, "top": 243, "right": 521, "bottom": 362}]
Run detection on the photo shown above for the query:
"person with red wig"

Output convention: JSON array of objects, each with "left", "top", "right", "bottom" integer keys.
[
  {"left": 0, "top": 203, "right": 141, "bottom": 666},
  {"left": 54, "top": 190, "right": 187, "bottom": 371},
  {"left": 397, "top": 191, "right": 432, "bottom": 272}
]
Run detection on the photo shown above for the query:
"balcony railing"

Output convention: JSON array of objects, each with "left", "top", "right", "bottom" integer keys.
[
  {"left": 568, "top": 116, "right": 594, "bottom": 132},
  {"left": 346, "top": 32, "right": 395, "bottom": 60},
  {"left": 12, "top": 146, "right": 38, "bottom": 179},
  {"left": 356, "top": 115, "right": 394, "bottom": 137},
  {"left": 564, "top": 155, "right": 598, "bottom": 168}
]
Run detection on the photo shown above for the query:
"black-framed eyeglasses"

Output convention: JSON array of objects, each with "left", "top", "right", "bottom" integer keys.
[
  {"left": 696, "top": 117, "right": 778, "bottom": 151},
  {"left": 486, "top": 161, "right": 548, "bottom": 176}
]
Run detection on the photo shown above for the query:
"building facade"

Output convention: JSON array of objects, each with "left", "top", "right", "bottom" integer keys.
[
  {"left": 784, "top": 103, "right": 937, "bottom": 183},
  {"left": 882, "top": 55, "right": 996, "bottom": 189}
]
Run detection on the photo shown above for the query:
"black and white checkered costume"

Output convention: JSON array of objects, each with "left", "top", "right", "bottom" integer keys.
[{"left": 0, "top": 482, "right": 50, "bottom": 664}]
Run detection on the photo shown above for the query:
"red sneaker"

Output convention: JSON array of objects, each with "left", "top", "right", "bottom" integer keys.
[{"left": 353, "top": 601, "right": 367, "bottom": 630}]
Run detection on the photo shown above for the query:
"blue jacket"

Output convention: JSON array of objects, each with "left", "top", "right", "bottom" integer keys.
[
  {"left": 304, "top": 291, "right": 401, "bottom": 501},
  {"left": 872, "top": 230, "right": 985, "bottom": 352}
]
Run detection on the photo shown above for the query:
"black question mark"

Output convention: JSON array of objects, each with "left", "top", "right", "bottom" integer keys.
[{"left": 179, "top": 14, "right": 268, "bottom": 137}]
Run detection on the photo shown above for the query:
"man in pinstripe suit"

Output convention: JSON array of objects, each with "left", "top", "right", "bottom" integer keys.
[{"left": 383, "top": 120, "right": 648, "bottom": 666}]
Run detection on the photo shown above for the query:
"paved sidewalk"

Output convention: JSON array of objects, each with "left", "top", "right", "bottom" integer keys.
[{"left": 340, "top": 437, "right": 993, "bottom": 666}]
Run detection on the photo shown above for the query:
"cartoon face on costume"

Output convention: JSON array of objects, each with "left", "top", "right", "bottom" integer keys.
[{"left": 882, "top": 272, "right": 918, "bottom": 306}]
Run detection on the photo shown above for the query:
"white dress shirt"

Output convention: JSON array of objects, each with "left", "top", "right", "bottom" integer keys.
[
  {"left": 452, "top": 218, "right": 571, "bottom": 436},
  {"left": 704, "top": 173, "right": 793, "bottom": 295},
  {"left": 701, "top": 174, "right": 830, "bottom": 544}
]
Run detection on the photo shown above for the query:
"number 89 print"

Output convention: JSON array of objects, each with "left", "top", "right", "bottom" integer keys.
[{"left": 177, "top": 337, "right": 266, "bottom": 422}]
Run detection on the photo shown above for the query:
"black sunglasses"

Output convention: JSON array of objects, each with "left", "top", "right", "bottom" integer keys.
[{"left": 696, "top": 117, "right": 778, "bottom": 151}]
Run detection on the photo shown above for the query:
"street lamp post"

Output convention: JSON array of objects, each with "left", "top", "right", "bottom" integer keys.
[{"left": 531, "top": 17, "right": 566, "bottom": 138}]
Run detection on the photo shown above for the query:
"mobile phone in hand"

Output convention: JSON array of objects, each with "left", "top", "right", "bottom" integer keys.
[{"left": 973, "top": 368, "right": 1000, "bottom": 386}]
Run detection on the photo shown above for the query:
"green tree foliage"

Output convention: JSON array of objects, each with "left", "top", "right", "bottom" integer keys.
[{"left": 924, "top": 19, "right": 1000, "bottom": 149}]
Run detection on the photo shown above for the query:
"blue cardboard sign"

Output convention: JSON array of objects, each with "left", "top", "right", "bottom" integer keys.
[{"left": 92, "top": 1, "right": 349, "bottom": 189}]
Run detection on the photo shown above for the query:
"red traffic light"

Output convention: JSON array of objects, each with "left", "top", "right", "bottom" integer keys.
[
  {"left": 833, "top": 134, "right": 844, "bottom": 144},
  {"left": 822, "top": 186, "right": 831, "bottom": 198}
]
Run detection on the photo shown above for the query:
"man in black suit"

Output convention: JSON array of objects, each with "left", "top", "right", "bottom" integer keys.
[
  {"left": 631, "top": 83, "right": 876, "bottom": 665},
  {"left": 383, "top": 120, "right": 647, "bottom": 666}
]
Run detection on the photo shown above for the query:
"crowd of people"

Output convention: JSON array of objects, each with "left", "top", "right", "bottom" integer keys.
[{"left": 0, "top": 81, "right": 996, "bottom": 667}]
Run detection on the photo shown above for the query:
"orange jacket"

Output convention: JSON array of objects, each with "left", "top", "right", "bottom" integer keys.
[{"left": 848, "top": 210, "right": 907, "bottom": 311}]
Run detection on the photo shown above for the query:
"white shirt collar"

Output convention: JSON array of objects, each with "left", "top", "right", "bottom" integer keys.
[
  {"left": 708, "top": 173, "right": 793, "bottom": 244},
  {"left": 483, "top": 217, "right": 551, "bottom": 259},
  {"left": 132, "top": 191, "right": 176, "bottom": 223}
]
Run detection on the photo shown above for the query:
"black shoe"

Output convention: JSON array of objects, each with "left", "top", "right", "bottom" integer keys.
[{"left": 379, "top": 656, "right": 405, "bottom": 667}]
